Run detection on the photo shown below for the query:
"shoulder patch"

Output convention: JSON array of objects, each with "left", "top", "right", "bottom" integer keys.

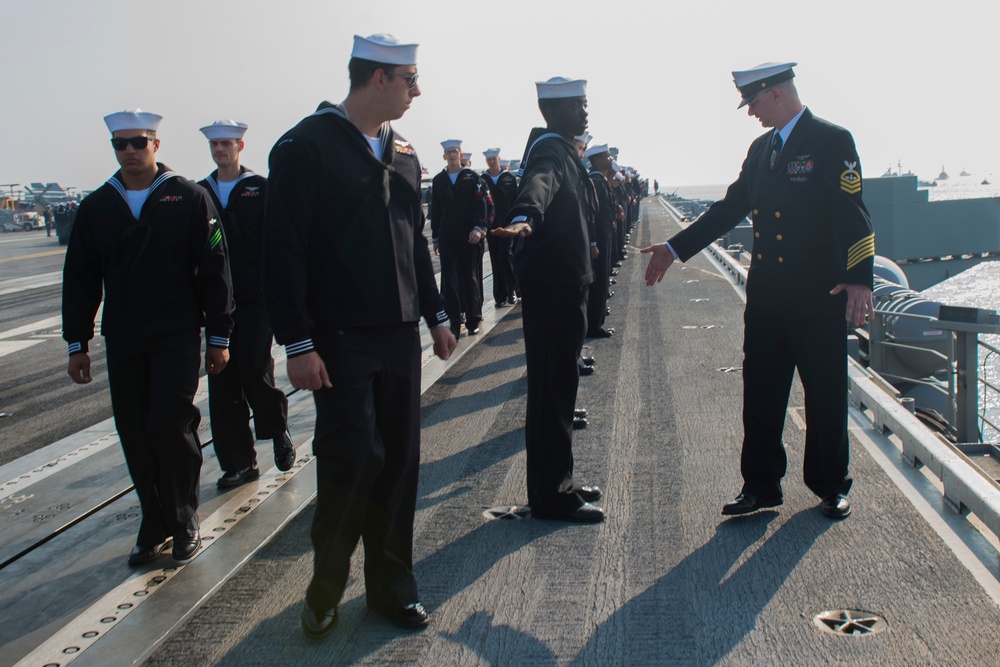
[{"left": 840, "top": 161, "right": 862, "bottom": 194}]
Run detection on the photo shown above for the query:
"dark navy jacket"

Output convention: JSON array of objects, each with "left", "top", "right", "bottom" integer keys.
[
  {"left": 62, "top": 163, "right": 234, "bottom": 353},
  {"left": 263, "top": 103, "right": 446, "bottom": 357},
  {"left": 669, "top": 109, "right": 874, "bottom": 319}
]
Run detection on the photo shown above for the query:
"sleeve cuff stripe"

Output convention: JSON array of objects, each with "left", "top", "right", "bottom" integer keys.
[
  {"left": 847, "top": 234, "right": 875, "bottom": 256},
  {"left": 208, "top": 336, "right": 230, "bottom": 347},
  {"left": 67, "top": 342, "right": 82, "bottom": 354},
  {"left": 285, "top": 340, "right": 314, "bottom": 356}
]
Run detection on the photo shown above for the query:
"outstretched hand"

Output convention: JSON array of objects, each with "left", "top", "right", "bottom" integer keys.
[
  {"left": 491, "top": 222, "right": 532, "bottom": 239},
  {"left": 640, "top": 243, "right": 675, "bottom": 286}
]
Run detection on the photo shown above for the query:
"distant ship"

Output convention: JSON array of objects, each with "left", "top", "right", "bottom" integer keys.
[
  {"left": 938, "top": 165, "right": 949, "bottom": 180},
  {"left": 960, "top": 168, "right": 971, "bottom": 177}
]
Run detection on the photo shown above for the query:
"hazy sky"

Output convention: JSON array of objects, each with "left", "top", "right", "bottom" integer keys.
[{"left": 2, "top": 0, "right": 997, "bottom": 195}]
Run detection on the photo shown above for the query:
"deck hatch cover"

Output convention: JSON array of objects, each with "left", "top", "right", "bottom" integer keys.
[{"left": 812, "top": 609, "right": 888, "bottom": 636}]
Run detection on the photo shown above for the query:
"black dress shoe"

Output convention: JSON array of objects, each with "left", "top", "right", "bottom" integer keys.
[
  {"left": 495, "top": 301, "right": 505, "bottom": 308},
  {"left": 573, "top": 416, "right": 588, "bottom": 429},
  {"left": 532, "top": 502, "right": 605, "bottom": 523},
  {"left": 574, "top": 408, "right": 588, "bottom": 418},
  {"left": 467, "top": 324, "right": 481, "bottom": 335},
  {"left": 217, "top": 464, "right": 260, "bottom": 489},
  {"left": 577, "top": 485, "right": 602, "bottom": 502},
  {"left": 610, "top": 269, "right": 619, "bottom": 276},
  {"left": 370, "top": 601, "right": 430, "bottom": 630},
  {"left": 579, "top": 365, "right": 595, "bottom": 376},
  {"left": 607, "top": 290, "right": 614, "bottom": 299},
  {"left": 587, "top": 328, "right": 614, "bottom": 338},
  {"left": 172, "top": 516, "right": 201, "bottom": 564},
  {"left": 507, "top": 296, "right": 519, "bottom": 305},
  {"left": 273, "top": 431, "right": 295, "bottom": 472},
  {"left": 128, "top": 538, "right": 171, "bottom": 566},
  {"left": 581, "top": 356, "right": 596, "bottom": 366},
  {"left": 821, "top": 494, "right": 852, "bottom": 519},
  {"left": 301, "top": 601, "right": 338, "bottom": 639},
  {"left": 721, "top": 492, "right": 783, "bottom": 516}
]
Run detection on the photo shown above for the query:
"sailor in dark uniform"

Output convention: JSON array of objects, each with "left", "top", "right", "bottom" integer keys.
[
  {"left": 642, "top": 62, "right": 875, "bottom": 520},
  {"left": 584, "top": 143, "right": 616, "bottom": 337},
  {"left": 198, "top": 120, "right": 294, "bottom": 489},
  {"left": 263, "top": 33, "right": 456, "bottom": 638},
  {"left": 481, "top": 147, "right": 519, "bottom": 307},
  {"left": 611, "top": 160, "right": 629, "bottom": 264},
  {"left": 493, "top": 76, "right": 605, "bottom": 523},
  {"left": 63, "top": 109, "right": 234, "bottom": 566},
  {"left": 431, "top": 139, "right": 489, "bottom": 337}
]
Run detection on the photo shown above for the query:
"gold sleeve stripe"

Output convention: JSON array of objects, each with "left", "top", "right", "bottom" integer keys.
[{"left": 846, "top": 234, "right": 875, "bottom": 270}]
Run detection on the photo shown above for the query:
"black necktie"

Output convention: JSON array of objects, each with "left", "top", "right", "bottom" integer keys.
[{"left": 770, "top": 132, "right": 783, "bottom": 171}]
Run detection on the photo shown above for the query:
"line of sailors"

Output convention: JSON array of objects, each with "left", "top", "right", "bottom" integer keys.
[
  {"left": 427, "top": 137, "right": 647, "bottom": 343},
  {"left": 60, "top": 104, "right": 648, "bottom": 569},
  {"left": 62, "top": 111, "right": 294, "bottom": 566}
]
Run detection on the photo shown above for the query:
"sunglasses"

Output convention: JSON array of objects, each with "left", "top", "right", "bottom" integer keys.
[
  {"left": 386, "top": 70, "right": 419, "bottom": 88},
  {"left": 111, "top": 136, "right": 152, "bottom": 151}
]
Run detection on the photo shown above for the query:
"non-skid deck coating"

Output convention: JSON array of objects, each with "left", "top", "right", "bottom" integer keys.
[{"left": 12, "top": 199, "right": 1000, "bottom": 666}]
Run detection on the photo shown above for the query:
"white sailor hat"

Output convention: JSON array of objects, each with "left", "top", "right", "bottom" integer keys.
[
  {"left": 441, "top": 139, "right": 462, "bottom": 150},
  {"left": 574, "top": 132, "right": 592, "bottom": 146},
  {"left": 614, "top": 171, "right": 625, "bottom": 182},
  {"left": 483, "top": 147, "right": 501, "bottom": 158},
  {"left": 536, "top": 76, "right": 587, "bottom": 99},
  {"left": 499, "top": 159, "right": 510, "bottom": 168},
  {"left": 104, "top": 108, "right": 162, "bottom": 133},
  {"left": 351, "top": 33, "right": 418, "bottom": 66},
  {"left": 584, "top": 143, "right": 610, "bottom": 159},
  {"left": 732, "top": 61, "right": 796, "bottom": 108},
  {"left": 199, "top": 119, "right": 248, "bottom": 140},
  {"left": 461, "top": 152, "right": 471, "bottom": 160},
  {"left": 611, "top": 160, "right": 622, "bottom": 171}
]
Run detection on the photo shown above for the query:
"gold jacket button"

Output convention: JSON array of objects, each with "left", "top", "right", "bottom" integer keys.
[
  {"left": 753, "top": 209, "right": 759, "bottom": 215},
  {"left": 776, "top": 234, "right": 783, "bottom": 241},
  {"left": 754, "top": 231, "right": 760, "bottom": 238},
  {"left": 757, "top": 253, "right": 763, "bottom": 260},
  {"left": 778, "top": 257, "right": 784, "bottom": 263},
  {"left": 774, "top": 211, "right": 781, "bottom": 219}
]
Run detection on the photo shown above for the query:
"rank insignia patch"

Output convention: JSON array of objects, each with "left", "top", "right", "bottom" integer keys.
[
  {"left": 207, "top": 218, "right": 223, "bottom": 250},
  {"left": 787, "top": 160, "right": 814, "bottom": 175},
  {"left": 840, "top": 161, "right": 862, "bottom": 194}
]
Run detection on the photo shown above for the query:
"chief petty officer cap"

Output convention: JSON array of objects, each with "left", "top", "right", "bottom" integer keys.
[
  {"left": 441, "top": 139, "right": 462, "bottom": 150},
  {"left": 536, "top": 76, "right": 587, "bottom": 99},
  {"left": 351, "top": 33, "right": 418, "bottom": 65},
  {"left": 732, "top": 61, "right": 796, "bottom": 109},
  {"left": 584, "top": 143, "right": 610, "bottom": 159},
  {"left": 104, "top": 108, "right": 162, "bottom": 133},
  {"left": 200, "top": 119, "right": 248, "bottom": 140},
  {"left": 483, "top": 147, "right": 501, "bottom": 158}
]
